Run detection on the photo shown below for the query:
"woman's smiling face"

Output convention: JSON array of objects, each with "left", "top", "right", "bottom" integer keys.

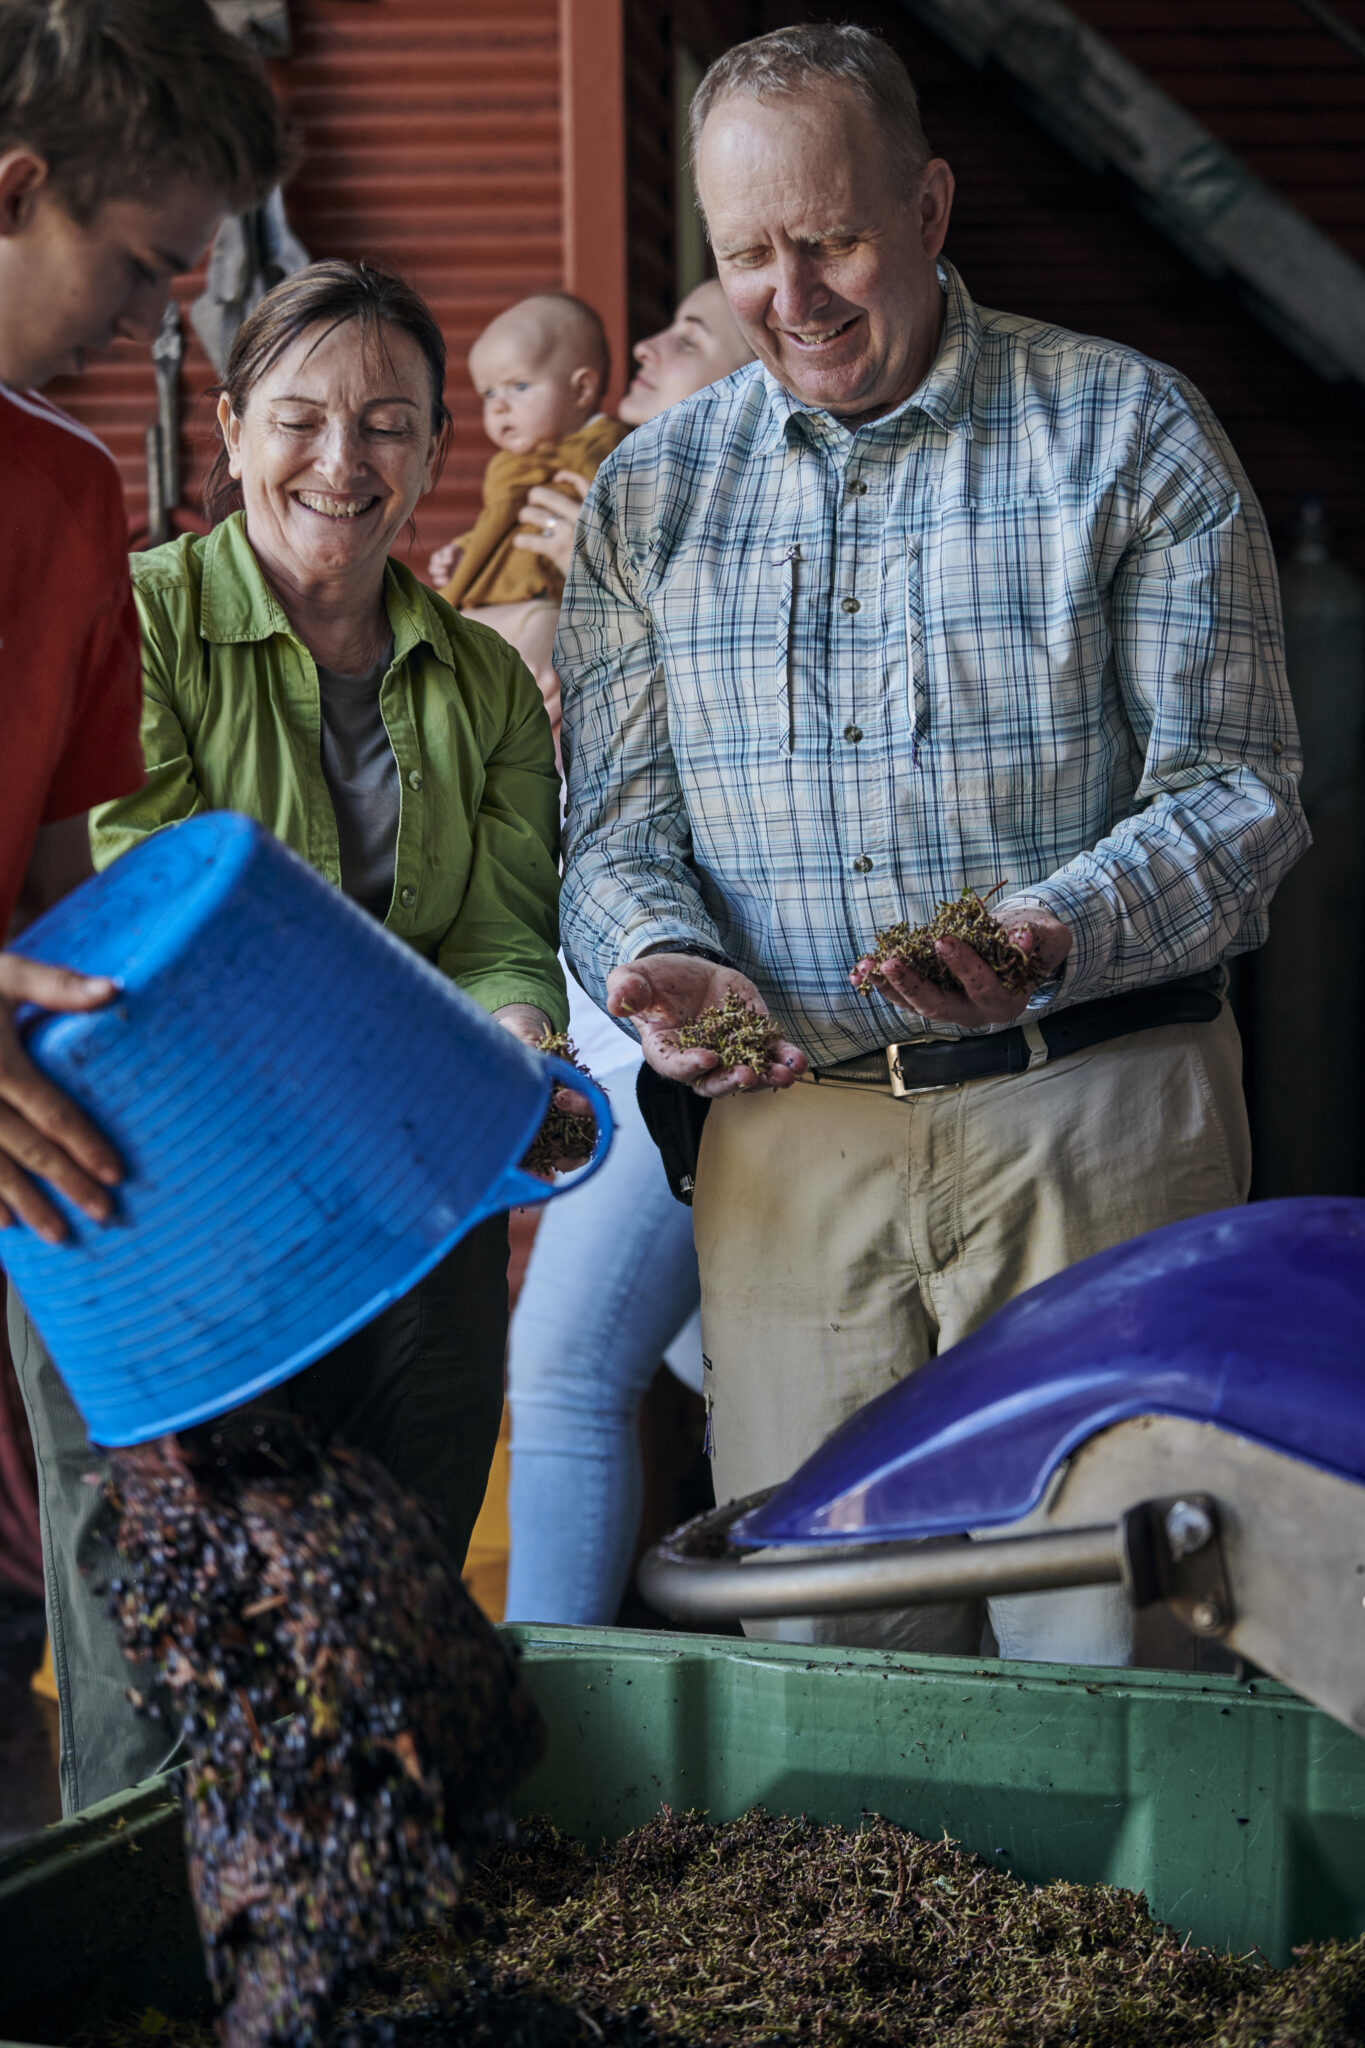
[{"left": 218, "top": 317, "right": 442, "bottom": 590}]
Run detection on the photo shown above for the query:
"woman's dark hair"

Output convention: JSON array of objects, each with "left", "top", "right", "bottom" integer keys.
[{"left": 204, "top": 260, "right": 453, "bottom": 525}]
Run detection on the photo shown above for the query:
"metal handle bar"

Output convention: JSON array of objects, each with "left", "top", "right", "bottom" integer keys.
[{"left": 637, "top": 1488, "right": 1125, "bottom": 1623}]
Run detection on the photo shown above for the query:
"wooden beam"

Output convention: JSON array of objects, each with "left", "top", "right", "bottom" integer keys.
[
  {"left": 898, "top": 0, "right": 1365, "bottom": 394},
  {"left": 561, "top": 0, "right": 630, "bottom": 411}
]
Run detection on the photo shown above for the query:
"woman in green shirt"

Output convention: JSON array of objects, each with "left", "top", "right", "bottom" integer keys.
[{"left": 90, "top": 260, "right": 569, "bottom": 1575}]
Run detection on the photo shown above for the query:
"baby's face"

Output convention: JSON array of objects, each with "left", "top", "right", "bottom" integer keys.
[{"left": 469, "top": 329, "right": 591, "bottom": 455}]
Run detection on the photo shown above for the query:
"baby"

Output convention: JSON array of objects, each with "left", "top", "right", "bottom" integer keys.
[{"left": 432, "top": 293, "right": 627, "bottom": 714}]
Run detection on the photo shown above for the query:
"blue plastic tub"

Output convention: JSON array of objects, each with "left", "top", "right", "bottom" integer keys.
[{"left": 4, "top": 814, "right": 611, "bottom": 1444}]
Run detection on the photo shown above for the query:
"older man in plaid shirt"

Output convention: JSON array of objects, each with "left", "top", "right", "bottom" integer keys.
[{"left": 557, "top": 25, "right": 1307, "bottom": 1662}]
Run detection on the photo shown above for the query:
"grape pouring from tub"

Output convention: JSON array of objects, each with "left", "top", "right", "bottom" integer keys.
[{"left": 107, "top": 1417, "right": 546, "bottom": 2048}]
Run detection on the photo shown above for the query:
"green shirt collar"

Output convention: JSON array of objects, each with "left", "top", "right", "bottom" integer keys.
[{"left": 198, "top": 511, "right": 454, "bottom": 671}]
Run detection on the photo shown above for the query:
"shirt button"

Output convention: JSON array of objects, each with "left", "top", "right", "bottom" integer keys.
[
  {"left": 843, "top": 724, "right": 863, "bottom": 743},
  {"left": 853, "top": 855, "right": 873, "bottom": 874},
  {"left": 840, "top": 596, "right": 861, "bottom": 614},
  {"left": 1272, "top": 740, "right": 1284, "bottom": 757},
  {"left": 407, "top": 769, "right": 423, "bottom": 790},
  {"left": 400, "top": 886, "right": 416, "bottom": 908},
  {"left": 847, "top": 478, "right": 868, "bottom": 497}
]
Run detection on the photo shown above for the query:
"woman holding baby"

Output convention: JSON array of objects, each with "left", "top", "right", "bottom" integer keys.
[
  {"left": 89, "top": 259, "right": 574, "bottom": 1577},
  {"left": 425, "top": 279, "right": 756, "bottom": 1628},
  {"left": 509, "top": 280, "right": 759, "bottom": 584},
  {"left": 426, "top": 292, "right": 626, "bottom": 735}
]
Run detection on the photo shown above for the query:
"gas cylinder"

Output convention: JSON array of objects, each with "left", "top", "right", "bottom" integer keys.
[{"left": 1253, "top": 499, "right": 1365, "bottom": 1196}]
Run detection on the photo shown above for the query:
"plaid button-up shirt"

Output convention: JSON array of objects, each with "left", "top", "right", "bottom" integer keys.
[{"left": 558, "top": 263, "right": 1307, "bottom": 1069}]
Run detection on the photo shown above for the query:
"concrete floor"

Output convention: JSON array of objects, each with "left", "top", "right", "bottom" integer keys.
[{"left": 0, "top": 1595, "right": 61, "bottom": 1846}]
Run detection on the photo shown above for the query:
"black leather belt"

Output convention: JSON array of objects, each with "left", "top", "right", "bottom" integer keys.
[{"left": 817, "top": 971, "right": 1226, "bottom": 1097}]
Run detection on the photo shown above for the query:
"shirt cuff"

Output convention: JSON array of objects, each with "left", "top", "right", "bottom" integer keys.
[
  {"left": 995, "top": 882, "right": 1114, "bottom": 1010},
  {"left": 455, "top": 975, "right": 571, "bottom": 1032},
  {"left": 620, "top": 918, "right": 728, "bottom": 968},
  {"left": 634, "top": 940, "right": 731, "bottom": 969}
]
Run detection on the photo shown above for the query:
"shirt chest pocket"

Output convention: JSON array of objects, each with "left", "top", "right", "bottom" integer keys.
[
  {"left": 645, "top": 536, "right": 803, "bottom": 761},
  {"left": 921, "top": 496, "right": 1111, "bottom": 752}
]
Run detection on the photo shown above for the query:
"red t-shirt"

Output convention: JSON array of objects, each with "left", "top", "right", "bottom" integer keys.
[{"left": 1, "top": 384, "right": 145, "bottom": 936}]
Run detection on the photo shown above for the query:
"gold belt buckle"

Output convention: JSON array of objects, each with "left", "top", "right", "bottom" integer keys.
[
  {"left": 885, "top": 1040, "right": 945, "bottom": 1099},
  {"left": 887, "top": 1018, "right": 1051, "bottom": 1098}
]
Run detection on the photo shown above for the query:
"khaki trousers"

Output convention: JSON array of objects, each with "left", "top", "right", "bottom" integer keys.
[{"left": 692, "top": 1006, "right": 1250, "bottom": 1663}]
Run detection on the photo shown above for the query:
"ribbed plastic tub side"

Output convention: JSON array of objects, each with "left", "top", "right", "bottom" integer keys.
[
  {"left": 508, "top": 1628, "right": 1365, "bottom": 1965},
  {"left": 2, "top": 1630, "right": 1364, "bottom": 2044},
  {"left": 0, "top": 1778, "right": 206, "bottom": 2047}
]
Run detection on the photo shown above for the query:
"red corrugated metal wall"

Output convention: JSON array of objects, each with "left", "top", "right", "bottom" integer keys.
[{"left": 44, "top": 0, "right": 570, "bottom": 573}]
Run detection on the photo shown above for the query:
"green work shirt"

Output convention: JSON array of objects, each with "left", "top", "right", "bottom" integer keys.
[{"left": 90, "top": 515, "right": 567, "bottom": 1029}]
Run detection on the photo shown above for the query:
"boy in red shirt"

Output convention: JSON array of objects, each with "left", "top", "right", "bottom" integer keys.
[
  {"left": 0, "top": 386, "right": 138, "bottom": 1231},
  {"left": 1, "top": 0, "right": 288, "bottom": 1811}
]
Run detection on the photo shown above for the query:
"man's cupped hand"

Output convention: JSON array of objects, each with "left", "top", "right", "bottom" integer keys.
[
  {"left": 850, "top": 907, "right": 1073, "bottom": 1029},
  {"left": 607, "top": 953, "right": 807, "bottom": 1098}
]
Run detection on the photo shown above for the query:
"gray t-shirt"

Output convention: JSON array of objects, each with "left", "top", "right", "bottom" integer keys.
[{"left": 316, "top": 638, "right": 400, "bottom": 920}]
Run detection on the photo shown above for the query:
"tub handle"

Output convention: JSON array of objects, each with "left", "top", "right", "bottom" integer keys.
[{"left": 467, "top": 1056, "right": 615, "bottom": 1221}]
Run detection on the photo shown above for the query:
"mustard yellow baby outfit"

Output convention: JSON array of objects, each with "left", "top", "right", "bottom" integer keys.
[{"left": 441, "top": 414, "right": 630, "bottom": 611}]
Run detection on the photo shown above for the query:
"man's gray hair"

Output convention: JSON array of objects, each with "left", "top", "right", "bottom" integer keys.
[{"left": 689, "top": 23, "right": 932, "bottom": 188}]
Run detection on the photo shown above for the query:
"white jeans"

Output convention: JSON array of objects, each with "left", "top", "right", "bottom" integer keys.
[
  {"left": 692, "top": 1006, "right": 1251, "bottom": 1665},
  {"left": 504, "top": 1062, "right": 702, "bottom": 1625}
]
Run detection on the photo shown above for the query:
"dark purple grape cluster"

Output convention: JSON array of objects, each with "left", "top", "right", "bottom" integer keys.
[{"left": 108, "top": 1418, "right": 544, "bottom": 2048}]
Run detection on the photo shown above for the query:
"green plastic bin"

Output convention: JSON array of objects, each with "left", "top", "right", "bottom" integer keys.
[{"left": 3, "top": 1626, "right": 1364, "bottom": 2044}]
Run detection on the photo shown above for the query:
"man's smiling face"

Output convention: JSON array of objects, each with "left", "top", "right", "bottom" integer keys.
[{"left": 695, "top": 85, "right": 953, "bottom": 421}]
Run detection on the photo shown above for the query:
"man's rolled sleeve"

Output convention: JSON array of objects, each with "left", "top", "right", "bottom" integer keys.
[
  {"left": 557, "top": 471, "right": 724, "bottom": 1011},
  {"left": 1001, "top": 378, "right": 1309, "bottom": 1007}
]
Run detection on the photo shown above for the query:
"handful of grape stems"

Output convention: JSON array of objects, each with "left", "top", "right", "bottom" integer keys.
[
  {"left": 520, "top": 1030, "right": 598, "bottom": 1177},
  {"left": 677, "top": 990, "right": 782, "bottom": 1073},
  {"left": 859, "top": 884, "right": 1045, "bottom": 998}
]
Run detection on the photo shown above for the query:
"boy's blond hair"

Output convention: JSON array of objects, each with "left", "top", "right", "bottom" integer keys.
[{"left": 0, "top": 0, "right": 293, "bottom": 220}]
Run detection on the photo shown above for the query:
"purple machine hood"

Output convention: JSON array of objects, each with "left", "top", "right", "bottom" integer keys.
[{"left": 734, "top": 1198, "right": 1365, "bottom": 1549}]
